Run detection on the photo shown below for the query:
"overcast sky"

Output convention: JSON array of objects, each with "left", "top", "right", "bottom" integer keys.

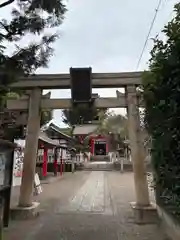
[{"left": 1, "top": 0, "right": 177, "bottom": 127}]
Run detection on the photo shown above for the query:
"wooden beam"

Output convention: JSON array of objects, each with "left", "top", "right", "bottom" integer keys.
[
  {"left": 7, "top": 96, "right": 144, "bottom": 110},
  {"left": 9, "top": 71, "right": 143, "bottom": 89}
]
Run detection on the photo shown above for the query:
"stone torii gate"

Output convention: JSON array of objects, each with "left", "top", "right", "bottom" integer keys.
[{"left": 7, "top": 70, "right": 156, "bottom": 223}]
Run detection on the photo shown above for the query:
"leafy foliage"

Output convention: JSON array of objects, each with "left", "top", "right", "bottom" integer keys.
[
  {"left": 95, "top": 113, "right": 128, "bottom": 151},
  {"left": 98, "top": 113, "right": 128, "bottom": 136},
  {"left": 77, "top": 112, "right": 128, "bottom": 152},
  {"left": 62, "top": 105, "right": 108, "bottom": 126},
  {"left": 0, "top": 0, "right": 66, "bottom": 84},
  {"left": 40, "top": 92, "right": 53, "bottom": 126},
  {"left": 0, "top": 0, "right": 66, "bottom": 138},
  {"left": 143, "top": 3, "right": 180, "bottom": 219},
  {"left": 40, "top": 110, "right": 53, "bottom": 126}
]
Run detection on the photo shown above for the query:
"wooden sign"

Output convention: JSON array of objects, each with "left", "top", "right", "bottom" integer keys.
[
  {"left": 34, "top": 173, "right": 42, "bottom": 195},
  {"left": 70, "top": 67, "right": 92, "bottom": 105}
]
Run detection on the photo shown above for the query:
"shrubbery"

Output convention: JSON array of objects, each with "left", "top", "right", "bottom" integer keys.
[{"left": 143, "top": 3, "right": 180, "bottom": 219}]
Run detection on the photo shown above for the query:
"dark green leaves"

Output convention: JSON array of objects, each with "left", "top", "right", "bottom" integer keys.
[
  {"left": 143, "top": 3, "right": 180, "bottom": 219},
  {"left": 0, "top": 0, "right": 66, "bottom": 139}
]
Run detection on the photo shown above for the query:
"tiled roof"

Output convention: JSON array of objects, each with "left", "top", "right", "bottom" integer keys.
[
  {"left": 39, "top": 132, "right": 59, "bottom": 146},
  {"left": 73, "top": 124, "right": 98, "bottom": 135},
  {"left": 41, "top": 122, "right": 74, "bottom": 143},
  {"left": 49, "top": 123, "right": 74, "bottom": 141},
  {"left": 39, "top": 132, "right": 69, "bottom": 149}
]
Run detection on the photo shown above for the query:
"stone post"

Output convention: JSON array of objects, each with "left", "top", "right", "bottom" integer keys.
[
  {"left": 126, "top": 85, "right": 157, "bottom": 224},
  {"left": 19, "top": 88, "right": 41, "bottom": 207},
  {"left": 120, "top": 155, "right": 124, "bottom": 173},
  {"left": 126, "top": 85, "right": 149, "bottom": 206}
]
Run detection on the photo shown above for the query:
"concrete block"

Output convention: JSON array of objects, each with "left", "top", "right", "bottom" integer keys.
[
  {"left": 130, "top": 202, "right": 158, "bottom": 224},
  {"left": 11, "top": 202, "right": 40, "bottom": 220}
]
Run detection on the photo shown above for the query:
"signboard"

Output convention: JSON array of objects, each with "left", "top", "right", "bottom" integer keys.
[
  {"left": 13, "top": 141, "right": 25, "bottom": 186},
  {"left": 34, "top": 173, "right": 42, "bottom": 195},
  {"left": 38, "top": 149, "right": 44, "bottom": 156},
  {"left": 95, "top": 140, "right": 106, "bottom": 145},
  {"left": 70, "top": 67, "right": 92, "bottom": 103}
]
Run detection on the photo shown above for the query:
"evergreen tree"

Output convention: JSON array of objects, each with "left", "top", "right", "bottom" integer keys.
[{"left": 0, "top": 0, "right": 67, "bottom": 138}]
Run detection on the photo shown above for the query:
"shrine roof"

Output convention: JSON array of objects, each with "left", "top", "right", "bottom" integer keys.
[
  {"left": 72, "top": 124, "right": 98, "bottom": 136},
  {"left": 39, "top": 132, "right": 71, "bottom": 150},
  {"left": 39, "top": 132, "right": 59, "bottom": 147},
  {"left": 43, "top": 123, "right": 74, "bottom": 143},
  {"left": 50, "top": 123, "right": 72, "bottom": 138}
]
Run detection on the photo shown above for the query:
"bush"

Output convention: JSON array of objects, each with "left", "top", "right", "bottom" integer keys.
[{"left": 143, "top": 3, "right": 180, "bottom": 220}]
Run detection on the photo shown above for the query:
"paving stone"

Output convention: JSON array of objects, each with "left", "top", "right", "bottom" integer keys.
[{"left": 4, "top": 171, "right": 167, "bottom": 240}]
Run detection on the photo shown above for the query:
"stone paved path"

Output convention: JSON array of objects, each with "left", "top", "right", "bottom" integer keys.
[
  {"left": 4, "top": 171, "right": 167, "bottom": 240},
  {"left": 59, "top": 172, "right": 112, "bottom": 214}
]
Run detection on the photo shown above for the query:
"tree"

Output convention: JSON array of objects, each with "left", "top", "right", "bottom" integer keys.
[
  {"left": 62, "top": 106, "right": 108, "bottom": 126},
  {"left": 0, "top": 0, "right": 67, "bottom": 139},
  {"left": 143, "top": 3, "right": 180, "bottom": 219},
  {"left": 95, "top": 113, "right": 128, "bottom": 150},
  {"left": 40, "top": 92, "right": 53, "bottom": 126},
  {"left": 95, "top": 112, "right": 127, "bottom": 136}
]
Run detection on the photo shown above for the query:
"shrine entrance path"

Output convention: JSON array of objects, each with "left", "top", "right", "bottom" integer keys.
[{"left": 4, "top": 171, "right": 167, "bottom": 240}]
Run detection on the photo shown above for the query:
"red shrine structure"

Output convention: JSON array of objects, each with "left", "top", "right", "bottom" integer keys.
[
  {"left": 36, "top": 132, "right": 63, "bottom": 178},
  {"left": 72, "top": 124, "right": 109, "bottom": 157},
  {"left": 89, "top": 135, "right": 108, "bottom": 156},
  {"left": 36, "top": 123, "right": 75, "bottom": 179}
]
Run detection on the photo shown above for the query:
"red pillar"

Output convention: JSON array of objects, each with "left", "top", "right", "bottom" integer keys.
[
  {"left": 54, "top": 148, "right": 58, "bottom": 176},
  {"left": 60, "top": 148, "right": 63, "bottom": 176},
  {"left": 43, "top": 147, "right": 48, "bottom": 177},
  {"left": 90, "top": 137, "right": 94, "bottom": 156},
  {"left": 106, "top": 138, "right": 108, "bottom": 155}
]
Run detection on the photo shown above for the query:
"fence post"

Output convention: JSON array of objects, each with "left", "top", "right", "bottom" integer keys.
[{"left": 120, "top": 157, "right": 124, "bottom": 173}]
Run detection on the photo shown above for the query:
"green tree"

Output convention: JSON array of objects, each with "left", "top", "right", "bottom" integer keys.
[
  {"left": 95, "top": 113, "right": 128, "bottom": 150},
  {"left": 62, "top": 106, "right": 108, "bottom": 126},
  {"left": 95, "top": 112, "right": 127, "bottom": 136},
  {"left": 143, "top": 3, "right": 180, "bottom": 219},
  {"left": 0, "top": 0, "right": 66, "bottom": 138},
  {"left": 40, "top": 92, "right": 53, "bottom": 126}
]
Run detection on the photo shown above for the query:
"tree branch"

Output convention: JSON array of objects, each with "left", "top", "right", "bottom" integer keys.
[
  {"left": 0, "top": 0, "right": 15, "bottom": 8},
  {"left": 0, "top": 33, "right": 6, "bottom": 38}
]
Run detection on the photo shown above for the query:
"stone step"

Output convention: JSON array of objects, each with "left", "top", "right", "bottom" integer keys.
[
  {"left": 82, "top": 162, "right": 114, "bottom": 171},
  {"left": 91, "top": 155, "right": 110, "bottom": 162}
]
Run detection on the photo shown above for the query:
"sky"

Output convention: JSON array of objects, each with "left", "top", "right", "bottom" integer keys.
[{"left": 0, "top": 0, "right": 177, "bottom": 127}]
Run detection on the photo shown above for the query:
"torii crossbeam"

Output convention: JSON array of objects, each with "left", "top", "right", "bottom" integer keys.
[{"left": 8, "top": 71, "right": 142, "bottom": 89}]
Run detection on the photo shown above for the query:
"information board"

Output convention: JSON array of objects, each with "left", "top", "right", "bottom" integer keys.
[{"left": 34, "top": 173, "right": 42, "bottom": 195}]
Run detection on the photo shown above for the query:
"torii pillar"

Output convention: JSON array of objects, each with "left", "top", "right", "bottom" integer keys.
[
  {"left": 11, "top": 88, "right": 41, "bottom": 220},
  {"left": 126, "top": 85, "right": 157, "bottom": 224}
]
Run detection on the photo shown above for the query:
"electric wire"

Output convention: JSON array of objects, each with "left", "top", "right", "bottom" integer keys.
[{"left": 136, "top": 0, "right": 164, "bottom": 70}]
